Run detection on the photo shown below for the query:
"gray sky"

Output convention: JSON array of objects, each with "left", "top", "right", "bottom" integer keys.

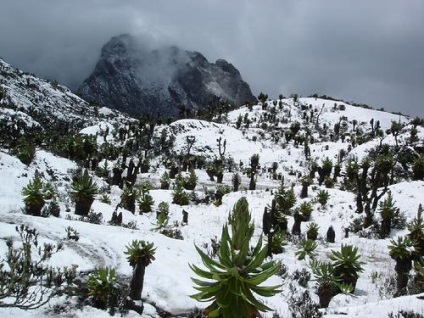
[{"left": 1, "top": 0, "right": 423, "bottom": 117}]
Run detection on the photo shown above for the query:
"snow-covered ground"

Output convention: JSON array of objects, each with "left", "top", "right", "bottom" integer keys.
[{"left": 1, "top": 67, "right": 424, "bottom": 317}]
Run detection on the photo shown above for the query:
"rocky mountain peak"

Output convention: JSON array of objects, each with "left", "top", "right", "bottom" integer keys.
[{"left": 78, "top": 34, "right": 256, "bottom": 118}]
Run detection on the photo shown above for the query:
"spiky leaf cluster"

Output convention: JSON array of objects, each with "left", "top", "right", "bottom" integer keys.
[
  {"left": 190, "top": 197, "right": 281, "bottom": 318},
  {"left": 70, "top": 170, "right": 98, "bottom": 201},
  {"left": 87, "top": 267, "right": 119, "bottom": 309},
  {"left": 296, "top": 240, "right": 318, "bottom": 260},
  {"left": 329, "top": 244, "right": 365, "bottom": 282},
  {"left": 388, "top": 236, "right": 416, "bottom": 261},
  {"left": 124, "top": 240, "right": 156, "bottom": 268}
]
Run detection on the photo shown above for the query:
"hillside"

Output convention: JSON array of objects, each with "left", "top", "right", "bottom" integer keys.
[{"left": 2, "top": 59, "right": 424, "bottom": 318}]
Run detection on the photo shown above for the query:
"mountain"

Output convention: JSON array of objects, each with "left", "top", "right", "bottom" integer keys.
[
  {"left": 0, "top": 58, "right": 132, "bottom": 143},
  {"left": 3, "top": 56, "right": 424, "bottom": 317},
  {"left": 78, "top": 34, "right": 256, "bottom": 118}
]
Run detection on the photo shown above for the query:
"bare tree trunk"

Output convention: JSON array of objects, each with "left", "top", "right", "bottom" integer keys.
[{"left": 130, "top": 262, "right": 146, "bottom": 300}]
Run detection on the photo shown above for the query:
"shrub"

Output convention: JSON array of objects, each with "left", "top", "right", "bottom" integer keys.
[
  {"left": 87, "top": 267, "right": 121, "bottom": 310},
  {"left": 11, "top": 143, "right": 36, "bottom": 165},
  {"left": 190, "top": 197, "right": 281, "bottom": 317},
  {"left": 0, "top": 225, "right": 66, "bottom": 309},
  {"left": 275, "top": 182, "right": 297, "bottom": 215},
  {"left": 310, "top": 260, "right": 340, "bottom": 308},
  {"left": 44, "top": 199, "right": 61, "bottom": 217},
  {"left": 183, "top": 169, "right": 197, "bottom": 190},
  {"left": 65, "top": 226, "right": 79, "bottom": 241},
  {"left": 172, "top": 181, "right": 190, "bottom": 206},
  {"left": 138, "top": 183, "right": 154, "bottom": 213},
  {"left": 79, "top": 211, "right": 103, "bottom": 225},
  {"left": 99, "top": 193, "right": 111, "bottom": 204},
  {"left": 160, "top": 171, "right": 170, "bottom": 189},
  {"left": 299, "top": 201, "right": 313, "bottom": 221},
  {"left": 388, "top": 310, "right": 424, "bottom": 318},
  {"left": 307, "top": 222, "right": 320, "bottom": 240},
  {"left": 295, "top": 239, "right": 318, "bottom": 260},
  {"left": 316, "top": 190, "right": 330, "bottom": 207},
  {"left": 121, "top": 185, "right": 138, "bottom": 213},
  {"left": 22, "top": 178, "right": 44, "bottom": 216},
  {"left": 288, "top": 289, "right": 322, "bottom": 317},
  {"left": 413, "top": 155, "right": 424, "bottom": 180},
  {"left": 71, "top": 170, "right": 98, "bottom": 216},
  {"left": 293, "top": 268, "right": 312, "bottom": 288},
  {"left": 379, "top": 192, "right": 397, "bottom": 238},
  {"left": 329, "top": 244, "right": 364, "bottom": 292},
  {"left": 268, "top": 229, "right": 287, "bottom": 254}
]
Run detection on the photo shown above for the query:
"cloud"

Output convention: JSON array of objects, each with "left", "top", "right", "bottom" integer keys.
[{"left": 0, "top": 0, "right": 423, "bottom": 116}]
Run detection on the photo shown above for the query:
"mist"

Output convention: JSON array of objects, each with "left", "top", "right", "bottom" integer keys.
[{"left": 0, "top": 0, "right": 423, "bottom": 116}]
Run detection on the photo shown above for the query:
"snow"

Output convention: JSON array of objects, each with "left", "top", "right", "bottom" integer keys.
[{"left": 2, "top": 65, "right": 424, "bottom": 317}]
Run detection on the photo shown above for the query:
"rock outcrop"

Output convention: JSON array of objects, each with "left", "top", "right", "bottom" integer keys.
[{"left": 78, "top": 34, "right": 256, "bottom": 118}]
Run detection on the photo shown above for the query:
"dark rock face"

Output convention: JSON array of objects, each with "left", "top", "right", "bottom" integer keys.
[{"left": 78, "top": 34, "right": 256, "bottom": 118}]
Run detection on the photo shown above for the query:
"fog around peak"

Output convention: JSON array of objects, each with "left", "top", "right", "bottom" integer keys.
[{"left": 0, "top": 0, "right": 423, "bottom": 116}]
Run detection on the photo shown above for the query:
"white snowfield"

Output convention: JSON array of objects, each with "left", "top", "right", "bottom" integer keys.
[{"left": 1, "top": 72, "right": 424, "bottom": 318}]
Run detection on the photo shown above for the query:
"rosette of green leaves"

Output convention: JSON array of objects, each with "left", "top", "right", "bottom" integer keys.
[{"left": 189, "top": 197, "right": 281, "bottom": 318}]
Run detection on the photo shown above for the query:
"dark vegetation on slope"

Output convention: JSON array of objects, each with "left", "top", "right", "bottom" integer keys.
[{"left": 2, "top": 57, "right": 424, "bottom": 316}]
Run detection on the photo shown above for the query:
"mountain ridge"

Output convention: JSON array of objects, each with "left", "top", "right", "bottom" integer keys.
[{"left": 78, "top": 34, "right": 256, "bottom": 118}]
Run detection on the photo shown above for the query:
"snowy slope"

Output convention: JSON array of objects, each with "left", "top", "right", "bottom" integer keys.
[{"left": 2, "top": 63, "right": 424, "bottom": 317}]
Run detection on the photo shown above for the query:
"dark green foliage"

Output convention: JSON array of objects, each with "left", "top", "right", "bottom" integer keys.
[
  {"left": 22, "top": 173, "right": 53, "bottom": 216},
  {"left": 44, "top": 200, "right": 60, "bottom": 217},
  {"left": 307, "top": 222, "right": 320, "bottom": 240},
  {"left": 268, "top": 229, "right": 287, "bottom": 254},
  {"left": 379, "top": 192, "right": 397, "bottom": 238},
  {"left": 71, "top": 170, "right": 98, "bottom": 216},
  {"left": 412, "top": 154, "right": 424, "bottom": 180},
  {"left": 125, "top": 240, "right": 156, "bottom": 300},
  {"left": 214, "top": 185, "right": 230, "bottom": 206},
  {"left": 183, "top": 169, "right": 197, "bottom": 190},
  {"left": 249, "top": 154, "right": 260, "bottom": 190},
  {"left": 232, "top": 172, "right": 241, "bottom": 192},
  {"left": 50, "top": 134, "right": 98, "bottom": 163},
  {"left": 317, "top": 157, "right": 333, "bottom": 186},
  {"left": 329, "top": 244, "right": 365, "bottom": 292},
  {"left": 120, "top": 185, "right": 138, "bottom": 213},
  {"left": 408, "top": 204, "right": 424, "bottom": 256},
  {"left": 316, "top": 190, "right": 330, "bottom": 207},
  {"left": 172, "top": 179, "right": 190, "bottom": 206},
  {"left": 87, "top": 267, "right": 119, "bottom": 310},
  {"left": 388, "top": 236, "right": 416, "bottom": 296},
  {"left": 299, "top": 201, "right": 313, "bottom": 221},
  {"left": 0, "top": 225, "right": 65, "bottom": 309},
  {"left": 295, "top": 240, "right": 318, "bottom": 260},
  {"left": 138, "top": 185, "right": 154, "bottom": 213},
  {"left": 190, "top": 197, "right": 281, "bottom": 318},
  {"left": 11, "top": 143, "right": 36, "bottom": 165},
  {"left": 95, "top": 160, "right": 110, "bottom": 179},
  {"left": 160, "top": 171, "right": 170, "bottom": 189},
  {"left": 274, "top": 180, "right": 296, "bottom": 215},
  {"left": 310, "top": 260, "right": 340, "bottom": 308}
]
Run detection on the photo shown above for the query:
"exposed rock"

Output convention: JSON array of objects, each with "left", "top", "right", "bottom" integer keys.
[{"left": 78, "top": 34, "right": 256, "bottom": 118}]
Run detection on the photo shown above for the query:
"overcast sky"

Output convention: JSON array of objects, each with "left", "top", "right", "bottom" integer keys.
[{"left": 1, "top": 0, "right": 423, "bottom": 117}]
